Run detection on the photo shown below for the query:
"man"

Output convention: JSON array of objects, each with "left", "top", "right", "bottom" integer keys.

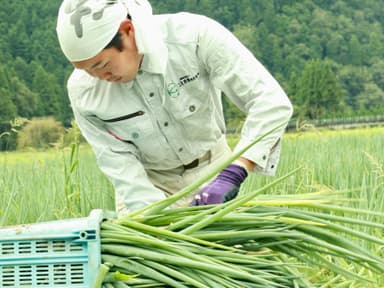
[{"left": 56, "top": 0, "right": 293, "bottom": 214}]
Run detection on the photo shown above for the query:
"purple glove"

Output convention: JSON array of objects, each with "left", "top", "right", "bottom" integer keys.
[{"left": 191, "top": 164, "right": 248, "bottom": 206}]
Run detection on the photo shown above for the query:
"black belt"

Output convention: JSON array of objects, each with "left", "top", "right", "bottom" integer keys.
[
  {"left": 183, "top": 158, "right": 199, "bottom": 169},
  {"left": 183, "top": 151, "right": 211, "bottom": 170}
]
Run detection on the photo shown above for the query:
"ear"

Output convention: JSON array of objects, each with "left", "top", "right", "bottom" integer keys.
[{"left": 118, "top": 19, "right": 134, "bottom": 36}]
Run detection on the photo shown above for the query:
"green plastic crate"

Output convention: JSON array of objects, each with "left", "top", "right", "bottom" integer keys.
[{"left": 0, "top": 209, "right": 114, "bottom": 288}]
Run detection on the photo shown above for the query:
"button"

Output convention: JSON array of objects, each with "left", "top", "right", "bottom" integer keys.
[
  {"left": 138, "top": 70, "right": 143, "bottom": 75},
  {"left": 189, "top": 105, "right": 196, "bottom": 112},
  {"left": 132, "top": 132, "right": 140, "bottom": 139},
  {"left": 271, "top": 165, "right": 275, "bottom": 169},
  {"left": 164, "top": 122, "right": 169, "bottom": 127},
  {"left": 262, "top": 155, "right": 267, "bottom": 160},
  {"left": 178, "top": 148, "right": 183, "bottom": 152},
  {"left": 149, "top": 92, "right": 155, "bottom": 97}
]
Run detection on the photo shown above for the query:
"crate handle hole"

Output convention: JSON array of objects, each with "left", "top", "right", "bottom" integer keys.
[{"left": 79, "top": 231, "right": 88, "bottom": 239}]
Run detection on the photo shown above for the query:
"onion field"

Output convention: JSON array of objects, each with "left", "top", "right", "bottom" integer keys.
[{"left": 1, "top": 127, "right": 384, "bottom": 286}]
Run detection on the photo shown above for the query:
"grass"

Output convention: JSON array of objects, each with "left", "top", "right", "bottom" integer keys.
[
  {"left": 240, "top": 127, "right": 384, "bottom": 252},
  {"left": 1, "top": 127, "right": 383, "bottom": 225},
  {"left": 1, "top": 126, "right": 384, "bottom": 286},
  {"left": 239, "top": 127, "right": 384, "bottom": 208},
  {"left": 0, "top": 145, "right": 114, "bottom": 225}
]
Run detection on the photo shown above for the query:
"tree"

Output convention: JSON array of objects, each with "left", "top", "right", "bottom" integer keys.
[
  {"left": 0, "top": 63, "right": 17, "bottom": 130},
  {"left": 348, "top": 35, "right": 363, "bottom": 66},
  {"left": 357, "top": 83, "right": 384, "bottom": 113},
  {"left": 367, "top": 32, "right": 383, "bottom": 62},
  {"left": 222, "top": 95, "right": 246, "bottom": 130},
  {"left": 13, "top": 57, "right": 30, "bottom": 85},
  {"left": 1, "top": 0, "right": 384, "bottom": 129},
  {"left": 0, "top": 88, "right": 17, "bottom": 123},
  {"left": 293, "top": 59, "right": 346, "bottom": 119},
  {"left": 338, "top": 65, "right": 371, "bottom": 110},
  {"left": 10, "top": 77, "right": 39, "bottom": 118},
  {"left": 233, "top": 24, "right": 259, "bottom": 55},
  {"left": 370, "top": 60, "right": 384, "bottom": 91},
  {"left": 32, "top": 65, "right": 62, "bottom": 118}
]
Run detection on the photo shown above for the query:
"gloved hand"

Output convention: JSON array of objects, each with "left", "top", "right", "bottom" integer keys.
[{"left": 191, "top": 164, "right": 248, "bottom": 205}]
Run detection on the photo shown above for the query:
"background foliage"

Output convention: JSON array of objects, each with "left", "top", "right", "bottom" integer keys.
[{"left": 1, "top": 0, "right": 384, "bottom": 149}]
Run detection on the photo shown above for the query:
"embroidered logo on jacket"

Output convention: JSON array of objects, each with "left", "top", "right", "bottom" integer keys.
[
  {"left": 178, "top": 73, "right": 200, "bottom": 87},
  {"left": 167, "top": 72, "right": 200, "bottom": 98}
]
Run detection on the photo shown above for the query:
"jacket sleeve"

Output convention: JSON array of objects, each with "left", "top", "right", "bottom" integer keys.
[
  {"left": 69, "top": 98, "right": 166, "bottom": 214},
  {"left": 196, "top": 15, "right": 293, "bottom": 175}
]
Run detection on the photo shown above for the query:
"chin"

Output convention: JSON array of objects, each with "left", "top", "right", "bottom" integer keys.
[
  {"left": 107, "top": 76, "right": 131, "bottom": 83},
  {"left": 119, "top": 77, "right": 133, "bottom": 83}
]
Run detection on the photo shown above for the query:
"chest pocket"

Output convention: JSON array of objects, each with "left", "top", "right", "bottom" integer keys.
[
  {"left": 102, "top": 110, "right": 154, "bottom": 144},
  {"left": 170, "top": 97, "right": 204, "bottom": 119},
  {"left": 166, "top": 75, "right": 209, "bottom": 117},
  {"left": 167, "top": 92, "right": 214, "bottom": 141}
]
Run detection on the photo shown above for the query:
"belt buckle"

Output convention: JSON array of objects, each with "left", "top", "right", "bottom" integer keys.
[
  {"left": 183, "top": 158, "right": 199, "bottom": 170},
  {"left": 183, "top": 150, "right": 211, "bottom": 170}
]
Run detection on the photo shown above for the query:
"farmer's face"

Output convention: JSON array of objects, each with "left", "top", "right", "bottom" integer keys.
[{"left": 72, "top": 20, "right": 143, "bottom": 83}]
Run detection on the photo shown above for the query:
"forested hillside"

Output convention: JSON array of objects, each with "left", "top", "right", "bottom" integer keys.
[{"left": 1, "top": 0, "right": 384, "bottom": 140}]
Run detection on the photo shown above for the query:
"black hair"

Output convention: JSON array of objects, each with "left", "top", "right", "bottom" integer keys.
[
  {"left": 104, "top": 31, "right": 123, "bottom": 51},
  {"left": 104, "top": 14, "right": 131, "bottom": 51}
]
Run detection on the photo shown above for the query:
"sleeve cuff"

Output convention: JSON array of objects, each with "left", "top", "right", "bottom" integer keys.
[{"left": 233, "top": 137, "right": 282, "bottom": 176}]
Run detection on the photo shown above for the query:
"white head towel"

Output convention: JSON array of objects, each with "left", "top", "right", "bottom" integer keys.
[{"left": 56, "top": 0, "right": 167, "bottom": 72}]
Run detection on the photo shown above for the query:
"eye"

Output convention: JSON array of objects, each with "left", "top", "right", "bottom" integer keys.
[
  {"left": 90, "top": 61, "right": 108, "bottom": 71},
  {"left": 93, "top": 62, "right": 109, "bottom": 72}
]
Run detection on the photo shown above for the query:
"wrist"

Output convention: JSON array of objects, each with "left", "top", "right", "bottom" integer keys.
[{"left": 233, "top": 158, "right": 254, "bottom": 172}]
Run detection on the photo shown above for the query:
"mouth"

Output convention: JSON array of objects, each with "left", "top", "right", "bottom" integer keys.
[{"left": 107, "top": 76, "right": 123, "bottom": 82}]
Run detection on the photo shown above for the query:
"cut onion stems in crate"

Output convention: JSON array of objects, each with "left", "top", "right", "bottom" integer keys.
[{"left": 96, "top": 188, "right": 384, "bottom": 287}]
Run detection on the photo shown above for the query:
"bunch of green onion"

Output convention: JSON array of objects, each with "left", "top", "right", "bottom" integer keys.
[{"left": 93, "top": 128, "right": 384, "bottom": 287}]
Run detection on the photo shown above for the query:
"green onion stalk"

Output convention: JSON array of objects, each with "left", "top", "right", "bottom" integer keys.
[{"left": 93, "top": 124, "right": 384, "bottom": 287}]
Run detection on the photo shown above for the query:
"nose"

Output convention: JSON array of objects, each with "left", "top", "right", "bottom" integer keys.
[{"left": 99, "top": 71, "right": 113, "bottom": 80}]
